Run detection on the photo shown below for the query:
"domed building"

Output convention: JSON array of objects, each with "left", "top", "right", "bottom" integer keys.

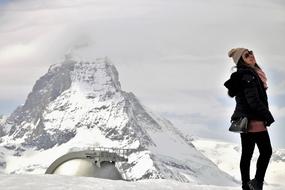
[{"left": 45, "top": 148, "right": 130, "bottom": 180}]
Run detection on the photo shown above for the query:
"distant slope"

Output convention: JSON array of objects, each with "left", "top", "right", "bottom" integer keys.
[{"left": 192, "top": 137, "right": 285, "bottom": 187}]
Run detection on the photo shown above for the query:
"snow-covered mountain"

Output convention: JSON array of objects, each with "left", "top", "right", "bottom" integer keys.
[{"left": 0, "top": 57, "right": 237, "bottom": 186}]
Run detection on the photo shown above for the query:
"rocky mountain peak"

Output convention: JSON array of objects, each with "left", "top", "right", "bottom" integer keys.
[{"left": 2, "top": 57, "right": 126, "bottom": 150}]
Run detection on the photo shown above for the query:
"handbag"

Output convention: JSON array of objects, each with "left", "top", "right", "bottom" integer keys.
[{"left": 229, "top": 117, "right": 248, "bottom": 133}]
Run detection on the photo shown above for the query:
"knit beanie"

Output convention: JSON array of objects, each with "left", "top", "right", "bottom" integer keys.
[{"left": 228, "top": 48, "right": 247, "bottom": 64}]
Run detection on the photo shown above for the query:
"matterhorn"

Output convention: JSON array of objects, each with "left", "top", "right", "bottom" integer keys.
[{"left": 0, "top": 57, "right": 236, "bottom": 185}]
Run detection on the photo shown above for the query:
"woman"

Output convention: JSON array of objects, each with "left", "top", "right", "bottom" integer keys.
[{"left": 224, "top": 48, "right": 274, "bottom": 190}]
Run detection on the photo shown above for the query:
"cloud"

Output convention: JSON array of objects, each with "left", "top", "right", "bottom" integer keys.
[
  {"left": 0, "top": 0, "right": 285, "bottom": 147},
  {"left": 0, "top": 43, "right": 36, "bottom": 64}
]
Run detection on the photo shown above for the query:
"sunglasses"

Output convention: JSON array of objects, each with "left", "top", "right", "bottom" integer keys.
[{"left": 243, "top": 50, "right": 253, "bottom": 58}]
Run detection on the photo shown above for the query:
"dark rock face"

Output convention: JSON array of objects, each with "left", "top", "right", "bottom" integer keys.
[
  {"left": 8, "top": 62, "right": 74, "bottom": 127},
  {"left": 2, "top": 61, "right": 75, "bottom": 150},
  {"left": 22, "top": 129, "right": 76, "bottom": 150}
]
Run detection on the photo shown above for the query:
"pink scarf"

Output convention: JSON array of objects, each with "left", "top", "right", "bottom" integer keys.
[{"left": 255, "top": 67, "right": 268, "bottom": 89}]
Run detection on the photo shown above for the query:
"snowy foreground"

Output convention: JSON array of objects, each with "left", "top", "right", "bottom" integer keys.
[{"left": 0, "top": 174, "right": 284, "bottom": 190}]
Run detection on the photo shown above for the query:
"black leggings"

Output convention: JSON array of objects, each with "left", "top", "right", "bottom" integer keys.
[{"left": 240, "top": 131, "right": 272, "bottom": 185}]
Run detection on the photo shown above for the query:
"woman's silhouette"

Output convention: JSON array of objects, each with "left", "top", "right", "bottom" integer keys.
[{"left": 224, "top": 48, "right": 274, "bottom": 190}]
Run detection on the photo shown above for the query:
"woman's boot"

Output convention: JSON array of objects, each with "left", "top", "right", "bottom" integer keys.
[{"left": 248, "top": 178, "right": 263, "bottom": 190}]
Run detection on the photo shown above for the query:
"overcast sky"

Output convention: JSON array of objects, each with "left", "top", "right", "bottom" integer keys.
[{"left": 0, "top": 0, "right": 285, "bottom": 147}]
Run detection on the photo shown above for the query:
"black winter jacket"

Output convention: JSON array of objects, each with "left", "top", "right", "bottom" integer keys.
[{"left": 224, "top": 64, "right": 275, "bottom": 126}]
